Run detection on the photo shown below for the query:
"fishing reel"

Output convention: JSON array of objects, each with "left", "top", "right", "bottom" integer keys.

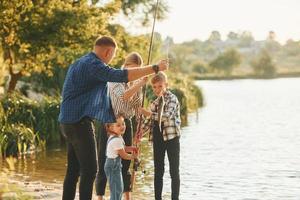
[
  {"left": 133, "top": 158, "right": 141, "bottom": 171},
  {"left": 133, "top": 158, "right": 146, "bottom": 174}
]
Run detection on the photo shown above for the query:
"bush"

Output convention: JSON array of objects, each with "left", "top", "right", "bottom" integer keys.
[
  {"left": 251, "top": 50, "right": 277, "bottom": 77},
  {"left": 0, "top": 93, "right": 58, "bottom": 157},
  {"left": 0, "top": 123, "right": 44, "bottom": 157},
  {"left": 1, "top": 93, "right": 60, "bottom": 142},
  {"left": 209, "top": 48, "right": 242, "bottom": 75},
  {"left": 192, "top": 61, "right": 209, "bottom": 74}
]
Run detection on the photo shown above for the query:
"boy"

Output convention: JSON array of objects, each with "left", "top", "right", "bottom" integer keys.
[{"left": 139, "top": 72, "right": 181, "bottom": 200}]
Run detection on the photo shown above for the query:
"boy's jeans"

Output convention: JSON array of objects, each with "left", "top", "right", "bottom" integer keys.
[
  {"left": 153, "top": 121, "right": 180, "bottom": 200},
  {"left": 105, "top": 156, "right": 123, "bottom": 200}
]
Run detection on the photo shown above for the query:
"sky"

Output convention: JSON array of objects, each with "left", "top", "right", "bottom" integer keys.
[{"left": 120, "top": 0, "right": 300, "bottom": 44}]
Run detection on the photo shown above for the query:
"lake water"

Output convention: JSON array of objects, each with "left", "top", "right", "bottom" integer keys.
[{"left": 1, "top": 78, "right": 300, "bottom": 200}]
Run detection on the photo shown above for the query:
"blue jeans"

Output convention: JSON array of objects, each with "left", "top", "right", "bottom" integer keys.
[
  {"left": 104, "top": 156, "right": 123, "bottom": 200},
  {"left": 96, "top": 119, "right": 133, "bottom": 195}
]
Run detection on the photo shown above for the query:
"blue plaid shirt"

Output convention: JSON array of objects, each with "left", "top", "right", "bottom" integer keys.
[{"left": 58, "top": 52, "right": 128, "bottom": 124}]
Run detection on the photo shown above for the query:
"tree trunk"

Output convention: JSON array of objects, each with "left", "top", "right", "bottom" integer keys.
[
  {"left": 7, "top": 71, "right": 22, "bottom": 93},
  {"left": 5, "top": 48, "right": 23, "bottom": 93}
]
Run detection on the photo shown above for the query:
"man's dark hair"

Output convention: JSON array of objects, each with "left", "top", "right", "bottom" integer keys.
[{"left": 94, "top": 36, "right": 117, "bottom": 48}]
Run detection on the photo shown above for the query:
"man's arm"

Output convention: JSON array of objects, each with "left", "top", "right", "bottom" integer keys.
[
  {"left": 90, "top": 59, "right": 168, "bottom": 83},
  {"left": 90, "top": 61, "right": 129, "bottom": 83},
  {"left": 127, "top": 59, "right": 168, "bottom": 82}
]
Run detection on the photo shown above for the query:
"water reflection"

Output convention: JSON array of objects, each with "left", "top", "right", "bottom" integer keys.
[{"left": 179, "top": 78, "right": 300, "bottom": 199}]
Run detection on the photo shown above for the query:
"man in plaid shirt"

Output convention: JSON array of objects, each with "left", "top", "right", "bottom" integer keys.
[{"left": 139, "top": 72, "right": 181, "bottom": 200}]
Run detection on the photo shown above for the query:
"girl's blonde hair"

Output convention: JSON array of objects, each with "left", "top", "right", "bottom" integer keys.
[{"left": 123, "top": 52, "right": 143, "bottom": 68}]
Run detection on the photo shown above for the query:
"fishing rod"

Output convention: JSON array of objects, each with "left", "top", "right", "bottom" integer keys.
[{"left": 130, "top": 0, "right": 161, "bottom": 191}]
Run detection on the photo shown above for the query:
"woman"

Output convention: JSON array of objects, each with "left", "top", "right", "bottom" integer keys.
[{"left": 96, "top": 52, "right": 147, "bottom": 200}]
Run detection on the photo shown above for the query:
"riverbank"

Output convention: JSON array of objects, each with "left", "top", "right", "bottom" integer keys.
[
  {"left": 193, "top": 71, "right": 300, "bottom": 80},
  {"left": 0, "top": 177, "right": 62, "bottom": 200},
  {"left": 0, "top": 139, "right": 158, "bottom": 200}
]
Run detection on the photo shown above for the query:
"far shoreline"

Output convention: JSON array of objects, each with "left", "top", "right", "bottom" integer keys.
[{"left": 193, "top": 71, "right": 300, "bottom": 81}]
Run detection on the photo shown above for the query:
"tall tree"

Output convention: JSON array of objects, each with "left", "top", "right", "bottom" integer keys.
[
  {"left": 283, "top": 39, "right": 300, "bottom": 56},
  {"left": 121, "top": 0, "right": 168, "bottom": 25},
  {"left": 0, "top": 0, "right": 168, "bottom": 93},
  {"left": 264, "top": 31, "right": 281, "bottom": 54},
  {"left": 208, "top": 31, "right": 221, "bottom": 42},
  {"left": 238, "top": 31, "right": 254, "bottom": 47},
  {"left": 227, "top": 31, "right": 239, "bottom": 41},
  {"left": 209, "top": 48, "right": 242, "bottom": 75},
  {"left": 0, "top": 0, "right": 117, "bottom": 92},
  {"left": 251, "top": 49, "right": 276, "bottom": 77}
]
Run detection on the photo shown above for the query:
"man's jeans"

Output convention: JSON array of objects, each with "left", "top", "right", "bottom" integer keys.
[
  {"left": 60, "top": 117, "right": 98, "bottom": 200},
  {"left": 105, "top": 156, "right": 123, "bottom": 200},
  {"left": 153, "top": 121, "right": 180, "bottom": 200}
]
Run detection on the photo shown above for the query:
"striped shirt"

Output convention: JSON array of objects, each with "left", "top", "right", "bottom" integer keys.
[
  {"left": 142, "top": 90, "right": 181, "bottom": 141},
  {"left": 108, "top": 82, "right": 142, "bottom": 119},
  {"left": 58, "top": 52, "right": 128, "bottom": 124}
]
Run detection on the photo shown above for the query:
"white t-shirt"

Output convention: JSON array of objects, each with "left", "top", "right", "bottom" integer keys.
[{"left": 106, "top": 135, "right": 125, "bottom": 159}]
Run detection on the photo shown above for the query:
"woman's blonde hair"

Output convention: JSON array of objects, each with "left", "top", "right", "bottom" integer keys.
[{"left": 123, "top": 52, "right": 143, "bottom": 68}]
